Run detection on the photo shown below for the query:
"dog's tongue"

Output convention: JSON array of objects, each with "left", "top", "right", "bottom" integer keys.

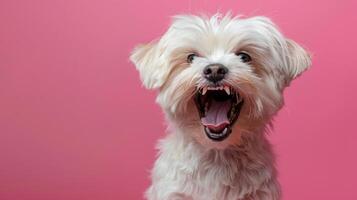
[{"left": 201, "top": 100, "right": 231, "bottom": 131}]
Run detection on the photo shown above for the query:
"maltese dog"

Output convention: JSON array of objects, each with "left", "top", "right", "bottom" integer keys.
[{"left": 130, "top": 13, "right": 311, "bottom": 200}]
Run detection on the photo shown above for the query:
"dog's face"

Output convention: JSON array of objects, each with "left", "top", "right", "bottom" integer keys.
[{"left": 131, "top": 14, "right": 311, "bottom": 149}]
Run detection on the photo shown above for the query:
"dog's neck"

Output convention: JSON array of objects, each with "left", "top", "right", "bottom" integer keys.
[
  {"left": 148, "top": 118, "right": 280, "bottom": 199},
  {"left": 156, "top": 127, "right": 277, "bottom": 196},
  {"left": 163, "top": 122, "right": 275, "bottom": 168}
]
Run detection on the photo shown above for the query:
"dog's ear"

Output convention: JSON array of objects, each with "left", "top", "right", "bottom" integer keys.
[
  {"left": 284, "top": 39, "right": 311, "bottom": 85},
  {"left": 130, "top": 40, "right": 169, "bottom": 89}
]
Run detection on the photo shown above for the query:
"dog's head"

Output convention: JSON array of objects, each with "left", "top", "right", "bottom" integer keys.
[{"left": 130, "top": 14, "right": 311, "bottom": 149}]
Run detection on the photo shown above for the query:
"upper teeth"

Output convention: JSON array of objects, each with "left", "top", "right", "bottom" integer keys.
[
  {"left": 224, "top": 86, "right": 230, "bottom": 95},
  {"left": 201, "top": 85, "right": 231, "bottom": 95},
  {"left": 202, "top": 87, "right": 208, "bottom": 95}
]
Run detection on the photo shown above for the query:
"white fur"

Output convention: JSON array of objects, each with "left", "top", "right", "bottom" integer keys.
[{"left": 130, "top": 13, "right": 311, "bottom": 200}]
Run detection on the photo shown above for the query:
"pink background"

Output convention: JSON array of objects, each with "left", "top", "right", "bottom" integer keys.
[{"left": 1, "top": 0, "right": 356, "bottom": 199}]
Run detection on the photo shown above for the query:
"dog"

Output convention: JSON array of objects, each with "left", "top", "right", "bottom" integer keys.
[{"left": 130, "top": 13, "right": 311, "bottom": 200}]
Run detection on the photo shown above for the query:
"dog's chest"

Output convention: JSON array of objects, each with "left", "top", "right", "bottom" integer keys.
[{"left": 150, "top": 139, "right": 272, "bottom": 200}]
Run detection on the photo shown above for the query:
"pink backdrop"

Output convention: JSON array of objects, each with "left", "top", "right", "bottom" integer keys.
[{"left": 1, "top": 0, "right": 356, "bottom": 199}]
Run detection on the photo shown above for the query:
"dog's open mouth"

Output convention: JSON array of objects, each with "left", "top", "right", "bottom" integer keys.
[{"left": 194, "top": 86, "right": 244, "bottom": 141}]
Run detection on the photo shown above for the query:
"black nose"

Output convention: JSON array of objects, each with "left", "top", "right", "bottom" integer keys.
[{"left": 203, "top": 64, "right": 228, "bottom": 83}]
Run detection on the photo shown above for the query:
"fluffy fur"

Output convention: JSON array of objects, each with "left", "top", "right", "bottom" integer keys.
[{"left": 130, "top": 13, "right": 311, "bottom": 200}]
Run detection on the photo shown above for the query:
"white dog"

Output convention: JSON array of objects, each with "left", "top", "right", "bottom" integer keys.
[{"left": 130, "top": 13, "right": 311, "bottom": 200}]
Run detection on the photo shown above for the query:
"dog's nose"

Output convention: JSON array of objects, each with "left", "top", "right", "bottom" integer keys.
[{"left": 203, "top": 64, "right": 228, "bottom": 83}]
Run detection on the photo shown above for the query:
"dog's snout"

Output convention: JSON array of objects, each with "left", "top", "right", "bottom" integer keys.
[{"left": 203, "top": 64, "right": 228, "bottom": 83}]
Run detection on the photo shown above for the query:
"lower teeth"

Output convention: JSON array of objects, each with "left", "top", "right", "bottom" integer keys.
[{"left": 205, "top": 127, "right": 228, "bottom": 138}]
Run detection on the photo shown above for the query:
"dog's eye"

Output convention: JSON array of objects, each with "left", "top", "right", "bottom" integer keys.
[
  {"left": 235, "top": 52, "right": 252, "bottom": 63},
  {"left": 187, "top": 53, "right": 197, "bottom": 63}
]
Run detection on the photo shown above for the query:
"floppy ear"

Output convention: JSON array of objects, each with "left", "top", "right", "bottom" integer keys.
[
  {"left": 284, "top": 39, "right": 312, "bottom": 84},
  {"left": 130, "top": 41, "right": 169, "bottom": 89}
]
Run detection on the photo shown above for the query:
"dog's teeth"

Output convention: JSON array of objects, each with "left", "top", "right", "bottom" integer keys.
[
  {"left": 236, "top": 94, "right": 242, "bottom": 103},
  {"left": 224, "top": 86, "right": 230, "bottom": 95},
  {"left": 202, "top": 87, "right": 208, "bottom": 95}
]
